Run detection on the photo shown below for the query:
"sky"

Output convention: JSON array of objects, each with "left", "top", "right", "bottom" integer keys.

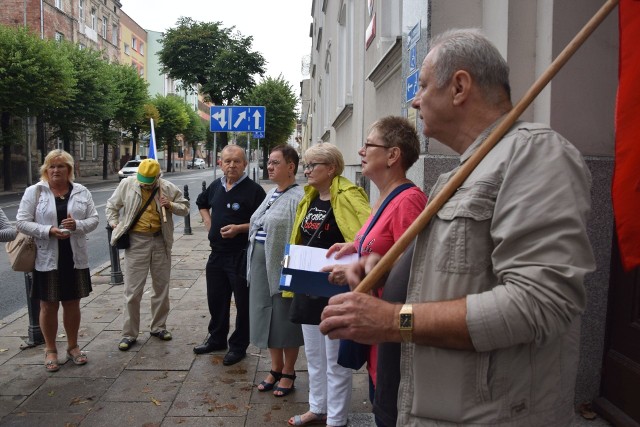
[{"left": 121, "top": 0, "right": 313, "bottom": 90}]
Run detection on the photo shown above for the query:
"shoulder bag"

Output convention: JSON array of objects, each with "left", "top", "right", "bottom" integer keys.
[
  {"left": 288, "top": 206, "right": 334, "bottom": 325},
  {"left": 115, "top": 186, "right": 159, "bottom": 249},
  {"left": 337, "top": 183, "right": 415, "bottom": 370},
  {"left": 6, "top": 186, "right": 42, "bottom": 272}
]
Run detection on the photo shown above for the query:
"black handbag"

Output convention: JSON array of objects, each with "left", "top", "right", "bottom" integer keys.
[
  {"left": 289, "top": 294, "right": 329, "bottom": 325},
  {"left": 289, "top": 206, "right": 333, "bottom": 325},
  {"left": 337, "top": 183, "right": 415, "bottom": 370},
  {"left": 114, "top": 187, "right": 159, "bottom": 250},
  {"left": 115, "top": 232, "right": 130, "bottom": 249}
]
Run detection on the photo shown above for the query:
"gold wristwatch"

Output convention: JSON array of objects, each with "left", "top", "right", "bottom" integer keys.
[{"left": 399, "top": 304, "right": 413, "bottom": 343}]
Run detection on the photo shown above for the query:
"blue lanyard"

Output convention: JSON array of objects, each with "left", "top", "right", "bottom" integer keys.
[{"left": 357, "top": 183, "right": 415, "bottom": 256}]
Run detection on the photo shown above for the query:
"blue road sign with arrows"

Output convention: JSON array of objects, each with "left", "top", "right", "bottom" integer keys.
[
  {"left": 210, "top": 106, "right": 266, "bottom": 133},
  {"left": 406, "top": 70, "right": 419, "bottom": 102}
]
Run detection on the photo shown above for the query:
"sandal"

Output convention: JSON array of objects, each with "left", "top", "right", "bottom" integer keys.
[
  {"left": 273, "top": 371, "right": 296, "bottom": 397},
  {"left": 288, "top": 411, "right": 327, "bottom": 426},
  {"left": 44, "top": 349, "right": 59, "bottom": 372},
  {"left": 257, "top": 370, "right": 282, "bottom": 392},
  {"left": 118, "top": 337, "right": 136, "bottom": 351},
  {"left": 67, "top": 344, "right": 88, "bottom": 365},
  {"left": 150, "top": 329, "right": 172, "bottom": 341}
]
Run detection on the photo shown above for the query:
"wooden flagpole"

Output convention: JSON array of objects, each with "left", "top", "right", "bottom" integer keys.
[{"left": 354, "top": 0, "right": 619, "bottom": 294}]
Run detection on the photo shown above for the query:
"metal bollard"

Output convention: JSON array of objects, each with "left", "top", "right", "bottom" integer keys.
[
  {"left": 21, "top": 272, "right": 44, "bottom": 348},
  {"left": 201, "top": 180, "right": 206, "bottom": 194},
  {"left": 105, "top": 225, "right": 124, "bottom": 285},
  {"left": 183, "top": 184, "right": 192, "bottom": 235}
]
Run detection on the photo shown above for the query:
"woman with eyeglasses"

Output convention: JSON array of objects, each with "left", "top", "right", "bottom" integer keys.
[
  {"left": 248, "top": 145, "right": 305, "bottom": 397},
  {"left": 287, "top": 143, "right": 370, "bottom": 427},
  {"left": 324, "top": 116, "right": 428, "bottom": 427}
]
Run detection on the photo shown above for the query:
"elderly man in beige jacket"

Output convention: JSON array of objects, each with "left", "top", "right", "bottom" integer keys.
[{"left": 106, "top": 159, "right": 189, "bottom": 351}]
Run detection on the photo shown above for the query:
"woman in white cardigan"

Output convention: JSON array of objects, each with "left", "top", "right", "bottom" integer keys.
[
  {"left": 16, "top": 149, "right": 99, "bottom": 372},
  {"left": 248, "top": 145, "right": 304, "bottom": 397}
]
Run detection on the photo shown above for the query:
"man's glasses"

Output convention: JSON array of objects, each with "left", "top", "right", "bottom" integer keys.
[
  {"left": 302, "top": 162, "right": 326, "bottom": 172},
  {"left": 361, "top": 142, "right": 390, "bottom": 151}
]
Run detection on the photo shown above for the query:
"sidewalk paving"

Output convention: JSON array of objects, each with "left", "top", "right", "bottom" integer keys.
[
  {"left": 0, "top": 213, "right": 374, "bottom": 427},
  {"left": 0, "top": 175, "right": 611, "bottom": 427}
]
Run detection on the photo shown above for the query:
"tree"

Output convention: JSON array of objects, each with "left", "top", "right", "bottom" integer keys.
[
  {"left": 158, "top": 17, "right": 266, "bottom": 147},
  {"left": 47, "top": 42, "right": 114, "bottom": 154},
  {"left": 0, "top": 25, "right": 75, "bottom": 190},
  {"left": 89, "top": 63, "right": 147, "bottom": 179},
  {"left": 124, "top": 103, "right": 160, "bottom": 159},
  {"left": 151, "top": 94, "right": 189, "bottom": 172},
  {"left": 242, "top": 75, "right": 298, "bottom": 178},
  {"left": 182, "top": 107, "right": 207, "bottom": 169}
]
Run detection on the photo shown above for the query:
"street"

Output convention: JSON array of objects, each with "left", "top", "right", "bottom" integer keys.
[{"left": 0, "top": 168, "right": 223, "bottom": 320}]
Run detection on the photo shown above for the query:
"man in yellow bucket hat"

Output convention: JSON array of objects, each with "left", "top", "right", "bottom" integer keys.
[{"left": 106, "top": 159, "right": 190, "bottom": 351}]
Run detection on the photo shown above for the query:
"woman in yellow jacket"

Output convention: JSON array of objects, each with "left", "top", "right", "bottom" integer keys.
[{"left": 288, "top": 143, "right": 370, "bottom": 427}]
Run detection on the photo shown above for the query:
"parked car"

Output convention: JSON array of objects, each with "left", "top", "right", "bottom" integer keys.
[
  {"left": 187, "top": 158, "right": 206, "bottom": 169},
  {"left": 118, "top": 160, "right": 141, "bottom": 181}
]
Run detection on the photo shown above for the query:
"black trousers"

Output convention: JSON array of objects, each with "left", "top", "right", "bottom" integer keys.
[{"left": 205, "top": 249, "right": 249, "bottom": 352}]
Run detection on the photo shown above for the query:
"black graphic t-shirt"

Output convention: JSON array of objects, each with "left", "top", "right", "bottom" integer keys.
[{"left": 300, "top": 198, "right": 344, "bottom": 249}]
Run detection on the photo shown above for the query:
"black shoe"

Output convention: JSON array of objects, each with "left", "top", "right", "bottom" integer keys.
[
  {"left": 222, "top": 350, "right": 246, "bottom": 366},
  {"left": 193, "top": 337, "right": 227, "bottom": 355}
]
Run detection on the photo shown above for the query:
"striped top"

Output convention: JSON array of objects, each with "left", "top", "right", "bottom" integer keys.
[{"left": 255, "top": 190, "right": 282, "bottom": 243}]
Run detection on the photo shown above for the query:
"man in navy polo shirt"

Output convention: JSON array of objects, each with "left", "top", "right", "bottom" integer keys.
[{"left": 194, "top": 145, "right": 266, "bottom": 365}]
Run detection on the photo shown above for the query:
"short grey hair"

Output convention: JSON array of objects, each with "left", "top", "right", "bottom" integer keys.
[
  {"left": 430, "top": 28, "right": 511, "bottom": 104},
  {"left": 304, "top": 142, "right": 344, "bottom": 176},
  {"left": 221, "top": 144, "right": 247, "bottom": 162}
]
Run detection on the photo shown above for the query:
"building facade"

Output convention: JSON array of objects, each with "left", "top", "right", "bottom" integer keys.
[{"left": 306, "top": 0, "right": 636, "bottom": 424}]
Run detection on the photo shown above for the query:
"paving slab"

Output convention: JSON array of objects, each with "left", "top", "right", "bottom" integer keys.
[
  {"left": 0, "top": 411, "right": 85, "bottom": 427},
  {"left": 79, "top": 401, "right": 167, "bottom": 426},
  {"left": 0, "top": 364, "right": 47, "bottom": 396},
  {"left": 18, "top": 377, "right": 112, "bottom": 413},
  {"left": 0, "top": 395, "right": 27, "bottom": 420},
  {"left": 101, "top": 370, "right": 187, "bottom": 403}
]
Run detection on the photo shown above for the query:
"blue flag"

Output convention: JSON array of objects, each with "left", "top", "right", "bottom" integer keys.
[{"left": 148, "top": 118, "right": 158, "bottom": 160}]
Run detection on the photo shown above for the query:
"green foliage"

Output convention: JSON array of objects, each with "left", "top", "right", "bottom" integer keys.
[
  {"left": 158, "top": 17, "right": 266, "bottom": 105},
  {"left": 46, "top": 42, "right": 115, "bottom": 148},
  {"left": 111, "top": 64, "right": 149, "bottom": 129},
  {"left": 0, "top": 25, "right": 76, "bottom": 119},
  {"left": 0, "top": 25, "right": 76, "bottom": 190},
  {"left": 242, "top": 75, "right": 298, "bottom": 153},
  {"left": 183, "top": 107, "right": 206, "bottom": 145},
  {"left": 151, "top": 94, "right": 190, "bottom": 148}
]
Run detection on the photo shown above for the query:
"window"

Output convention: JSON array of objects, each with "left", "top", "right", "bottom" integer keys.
[
  {"left": 91, "top": 8, "right": 96, "bottom": 29},
  {"left": 79, "top": 0, "right": 84, "bottom": 22},
  {"left": 139, "top": 66, "right": 144, "bottom": 77},
  {"left": 124, "top": 43, "right": 130, "bottom": 55},
  {"left": 102, "top": 16, "right": 107, "bottom": 38},
  {"left": 139, "top": 42, "right": 144, "bottom": 55},
  {"left": 55, "top": 0, "right": 62, "bottom": 10},
  {"left": 131, "top": 36, "right": 137, "bottom": 51},
  {"left": 78, "top": 43, "right": 85, "bottom": 50},
  {"left": 54, "top": 32, "right": 64, "bottom": 42},
  {"left": 111, "top": 24, "right": 118, "bottom": 44}
]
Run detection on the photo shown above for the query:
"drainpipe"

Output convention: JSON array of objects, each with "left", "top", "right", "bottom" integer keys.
[{"left": 40, "top": 0, "right": 44, "bottom": 38}]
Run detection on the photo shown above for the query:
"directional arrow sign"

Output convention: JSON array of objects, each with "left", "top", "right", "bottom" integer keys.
[
  {"left": 210, "top": 106, "right": 266, "bottom": 133},
  {"left": 406, "top": 70, "right": 419, "bottom": 103}
]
